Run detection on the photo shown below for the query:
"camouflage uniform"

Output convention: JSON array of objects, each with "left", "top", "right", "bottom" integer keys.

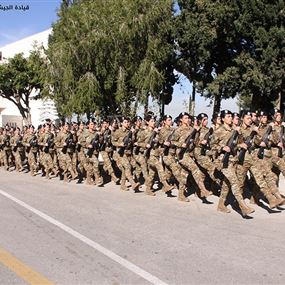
[
  {"left": 22, "top": 132, "right": 38, "bottom": 176},
  {"left": 137, "top": 126, "right": 173, "bottom": 196},
  {"left": 84, "top": 130, "right": 103, "bottom": 186},
  {"left": 236, "top": 124, "right": 283, "bottom": 208},
  {"left": 112, "top": 127, "right": 139, "bottom": 191},
  {"left": 10, "top": 133, "right": 24, "bottom": 171},
  {"left": 158, "top": 125, "right": 189, "bottom": 201},
  {"left": 100, "top": 128, "right": 119, "bottom": 183},
  {"left": 38, "top": 131, "right": 55, "bottom": 178},
  {"left": 211, "top": 123, "right": 254, "bottom": 215},
  {"left": 172, "top": 125, "right": 212, "bottom": 198}
]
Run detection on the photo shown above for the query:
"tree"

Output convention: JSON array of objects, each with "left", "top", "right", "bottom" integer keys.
[
  {"left": 45, "top": 0, "right": 176, "bottom": 118},
  {"left": 0, "top": 51, "right": 43, "bottom": 124},
  {"left": 174, "top": 0, "right": 285, "bottom": 115}
]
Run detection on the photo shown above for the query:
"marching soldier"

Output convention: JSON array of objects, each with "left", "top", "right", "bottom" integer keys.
[
  {"left": 112, "top": 117, "right": 140, "bottom": 192},
  {"left": 84, "top": 120, "right": 104, "bottom": 186}
]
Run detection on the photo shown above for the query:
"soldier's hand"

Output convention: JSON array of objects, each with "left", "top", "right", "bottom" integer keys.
[
  {"left": 278, "top": 142, "right": 283, "bottom": 148},
  {"left": 134, "top": 142, "right": 138, "bottom": 146},
  {"left": 260, "top": 142, "right": 266, "bottom": 147},
  {"left": 240, "top": 143, "right": 248, "bottom": 150},
  {"left": 182, "top": 143, "right": 187, "bottom": 148},
  {"left": 63, "top": 143, "right": 67, "bottom": 146},
  {"left": 201, "top": 140, "right": 207, "bottom": 145},
  {"left": 223, "top": 146, "right": 231, "bottom": 153},
  {"left": 146, "top": 144, "right": 151, "bottom": 148},
  {"left": 45, "top": 143, "right": 48, "bottom": 146},
  {"left": 164, "top": 141, "right": 170, "bottom": 146},
  {"left": 88, "top": 144, "right": 92, "bottom": 148}
]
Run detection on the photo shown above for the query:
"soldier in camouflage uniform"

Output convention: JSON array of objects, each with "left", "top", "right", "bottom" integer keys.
[
  {"left": 194, "top": 113, "right": 219, "bottom": 192},
  {"left": 55, "top": 122, "right": 77, "bottom": 182},
  {"left": 2, "top": 128, "right": 11, "bottom": 171},
  {"left": 172, "top": 112, "right": 212, "bottom": 198},
  {"left": 22, "top": 125, "right": 38, "bottom": 176},
  {"left": 236, "top": 111, "right": 283, "bottom": 208},
  {"left": 158, "top": 115, "right": 189, "bottom": 201},
  {"left": 10, "top": 127, "right": 24, "bottom": 172},
  {"left": 112, "top": 117, "right": 140, "bottom": 192},
  {"left": 38, "top": 124, "right": 56, "bottom": 179},
  {"left": 137, "top": 114, "right": 174, "bottom": 196},
  {"left": 84, "top": 120, "right": 104, "bottom": 186},
  {"left": 211, "top": 110, "right": 255, "bottom": 216},
  {"left": 76, "top": 121, "right": 87, "bottom": 183},
  {"left": 99, "top": 119, "right": 119, "bottom": 184}
]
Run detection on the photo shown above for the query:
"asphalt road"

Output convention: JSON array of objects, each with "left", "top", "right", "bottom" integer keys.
[{"left": 0, "top": 169, "right": 285, "bottom": 285}]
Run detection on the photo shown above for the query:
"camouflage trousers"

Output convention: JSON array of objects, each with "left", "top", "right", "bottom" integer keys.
[
  {"left": 41, "top": 152, "right": 54, "bottom": 173},
  {"left": 58, "top": 150, "right": 74, "bottom": 174},
  {"left": 113, "top": 151, "right": 136, "bottom": 187},
  {"left": 236, "top": 155, "right": 271, "bottom": 198},
  {"left": 163, "top": 154, "right": 188, "bottom": 186},
  {"left": 101, "top": 151, "right": 115, "bottom": 176},
  {"left": 219, "top": 161, "right": 243, "bottom": 201},
  {"left": 12, "top": 150, "right": 23, "bottom": 171},
  {"left": 27, "top": 151, "right": 38, "bottom": 174},
  {"left": 83, "top": 153, "right": 102, "bottom": 182},
  {"left": 179, "top": 152, "right": 206, "bottom": 190},
  {"left": 2, "top": 149, "right": 11, "bottom": 170},
  {"left": 133, "top": 152, "right": 150, "bottom": 186},
  {"left": 148, "top": 154, "right": 170, "bottom": 188}
]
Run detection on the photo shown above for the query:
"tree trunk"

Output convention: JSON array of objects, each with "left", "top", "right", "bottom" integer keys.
[
  {"left": 144, "top": 93, "right": 149, "bottom": 117},
  {"left": 189, "top": 81, "right": 196, "bottom": 116},
  {"left": 213, "top": 93, "right": 221, "bottom": 116}
]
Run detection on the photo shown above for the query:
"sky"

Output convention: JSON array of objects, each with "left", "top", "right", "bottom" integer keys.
[
  {"left": 0, "top": 0, "right": 60, "bottom": 47},
  {"left": 0, "top": 0, "right": 238, "bottom": 118}
]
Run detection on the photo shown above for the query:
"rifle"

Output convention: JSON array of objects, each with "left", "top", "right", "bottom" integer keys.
[
  {"left": 26, "top": 135, "right": 37, "bottom": 153},
  {"left": 163, "top": 129, "right": 175, "bottom": 156},
  {"left": 222, "top": 130, "right": 239, "bottom": 169},
  {"left": 12, "top": 137, "right": 22, "bottom": 152},
  {"left": 238, "top": 130, "right": 256, "bottom": 165},
  {"left": 200, "top": 127, "right": 213, "bottom": 156},
  {"left": 86, "top": 133, "right": 99, "bottom": 157},
  {"left": 278, "top": 125, "right": 285, "bottom": 158},
  {"left": 178, "top": 128, "right": 197, "bottom": 160},
  {"left": 62, "top": 132, "right": 74, "bottom": 154},
  {"left": 99, "top": 129, "right": 112, "bottom": 151},
  {"left": 43, "top": 134, "right": 54, "bottom": 153},
  {"left": 145, "top": 121, "right": 160, "bottom": 159},
  {"left": 257, "top": 125, "right": 272, "bottom": 159},
  {"left": 117, "top": 130, "right": 133, "bottom": 156}
]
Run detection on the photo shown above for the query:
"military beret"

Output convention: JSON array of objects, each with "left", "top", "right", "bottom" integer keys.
[
  {"left": 259, "top": 111, "right": 268, "bottom": 117},
  {"left": 220, "top": 110, "right": 232, "bottom": 118},
  {"left": 132, "top": 116, "right": 142, "bottom": 123},
  {"left": 144, "top": 114, "right": 156, "bottom": 122},
  {"left": 240, "top": 110, "right": 251, "bottom": 118},
  {"left": 163, "top": 114, "right": 172, "bottom": 121},
  {"left": 179, "top": 112, "right": 190, "bottom": 119},
  {"left": 197, "top": 113, "right": 208, "bottom": 121}
]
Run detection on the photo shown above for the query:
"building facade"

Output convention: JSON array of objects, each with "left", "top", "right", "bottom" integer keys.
[{"left": 0, "top": 29, "right": 58, "bottom": 128}]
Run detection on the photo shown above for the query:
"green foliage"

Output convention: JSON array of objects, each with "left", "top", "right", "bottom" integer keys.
[
  {"left": 174, "top": 0, "right": 285, "bottom": 114},
  {"left": 0, "top": 52, "right": 43, "bottom": 123},
  {"left": 46, "top": 0, "right": 176, "bottom": 117}
]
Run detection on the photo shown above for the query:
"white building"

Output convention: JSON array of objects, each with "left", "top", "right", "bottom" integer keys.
[{"left": 0, "top": 29, "right": 58, "bottom": 128}]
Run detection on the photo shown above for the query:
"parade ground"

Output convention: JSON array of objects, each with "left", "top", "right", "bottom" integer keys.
[{"left": 0, "top": 169, "right": 285, "bottom": 285}]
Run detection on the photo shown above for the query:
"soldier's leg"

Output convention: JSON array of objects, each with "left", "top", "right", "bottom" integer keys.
[
  {"left": 148, "top": 155, "right": 173, "bottom": 194},
  {"left": 121, "top": 154, "right": 139, "bottom": 191},
  {"left": 180, "top": 154, "right": 212, "bottom": 197},
  {"left": 101, "top": 151, "right": 118, "bottom": 183},
  {"left": 222, "top": 164, "right": 254, "bottom": 216},
  {"left": 91, "top": 155, "right": 103, "bottom": 186}
]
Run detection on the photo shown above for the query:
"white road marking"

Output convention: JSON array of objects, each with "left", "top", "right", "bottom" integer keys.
[{"left": 0, "top": 189, "right": 168, "bottom": 285}]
